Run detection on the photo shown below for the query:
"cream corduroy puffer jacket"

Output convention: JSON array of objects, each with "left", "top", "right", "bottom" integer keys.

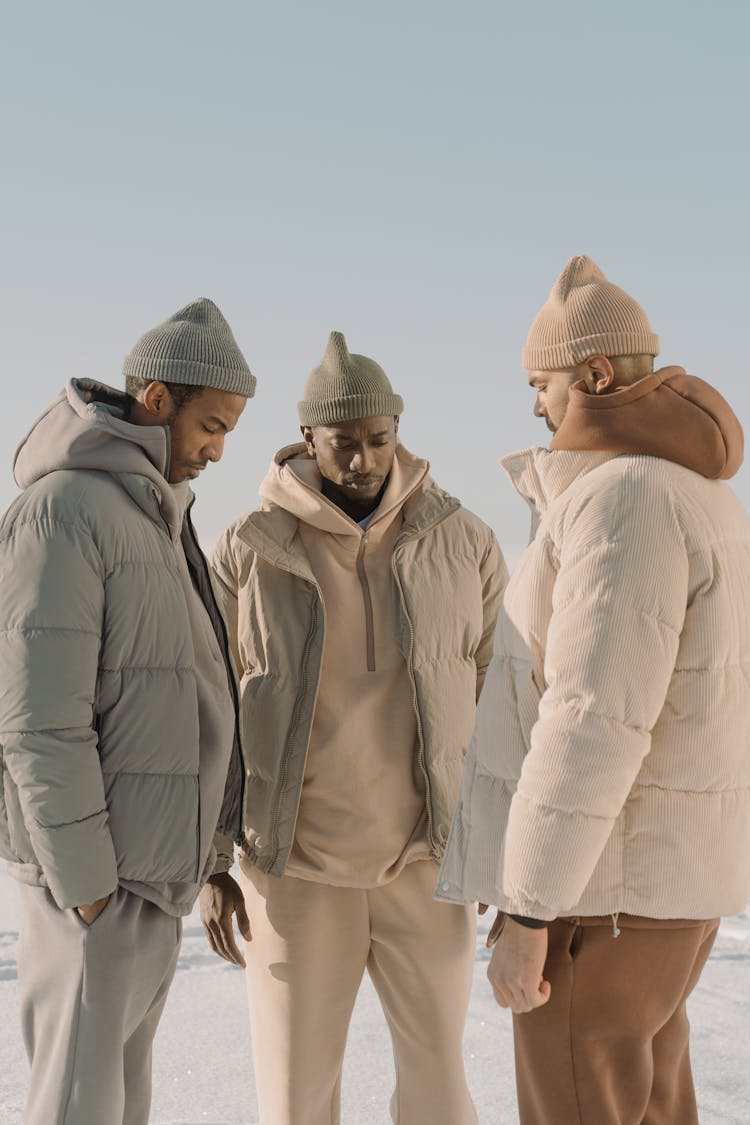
[{"left": 438, "top": 368, "right": 750, "bottom": 921}]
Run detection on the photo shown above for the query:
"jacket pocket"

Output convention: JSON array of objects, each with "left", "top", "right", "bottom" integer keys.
[
  {"left": 70, "top": 889, "right": 117, "bottom": 931},
  {"left": 568, "top": 923, "right": 584, "bottom": 960}
]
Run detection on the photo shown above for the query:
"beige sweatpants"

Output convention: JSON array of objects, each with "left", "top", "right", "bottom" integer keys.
[
  {"left": 239, "top": 858, "right": 478, "bottom": 1125},
  {"left": 17, "top": 884, "right": 181, "bottom": 1125}
]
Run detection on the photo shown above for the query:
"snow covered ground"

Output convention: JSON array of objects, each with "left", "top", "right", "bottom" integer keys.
[{"left": 0, "top": 865, "right": 748, "bottom": 1124}]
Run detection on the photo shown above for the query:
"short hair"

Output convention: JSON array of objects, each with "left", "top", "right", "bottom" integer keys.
[
  {"left": 610, "top": 354, "right": 655, "bottom": 380},
  {"left": 124, "top": 376, "right": 205, "bottom": 412}
]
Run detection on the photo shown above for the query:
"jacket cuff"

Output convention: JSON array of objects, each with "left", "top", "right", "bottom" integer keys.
[
  {"left": 210, "top": 831, "right": 235, "bottom": 876},
  {"left": 31, "top": 813, "right": 119, "bottom": 910}
]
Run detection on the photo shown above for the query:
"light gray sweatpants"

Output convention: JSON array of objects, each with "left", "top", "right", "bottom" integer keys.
[{"left": 17, "top": 884, "right": 181, "bottom": 1125}]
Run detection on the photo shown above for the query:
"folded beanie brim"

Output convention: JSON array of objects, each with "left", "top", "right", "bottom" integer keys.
[
  {"left": 523, "top": 330, "right": 660, "bottom": 371},
  {"left": 123, "top": 353, "right": 257, "bottom": 397},
  {"left": 298, "top": 392, "right": 404, "bottom": 427}
]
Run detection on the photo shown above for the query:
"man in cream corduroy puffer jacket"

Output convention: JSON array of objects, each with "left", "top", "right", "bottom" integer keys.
[
  {"left": 199, "top": 331, "right": 507, "bottom": 1125},
  {"left": 437, "top": 256, "right": 750, "bottom": 1125},
  {"left": 0, "top": 300, "right": 254, "bottom": 1125}
]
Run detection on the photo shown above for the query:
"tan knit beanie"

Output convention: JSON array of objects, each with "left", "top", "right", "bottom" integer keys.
[
  {"left": 298, "top": 331, "right": 404, "bottom": 426},
  {"left": 523, "top": 256, "right": 659, "bottom": 370},
  {"left": 123, "top": 297, "right": 256, "bottom": 397}
]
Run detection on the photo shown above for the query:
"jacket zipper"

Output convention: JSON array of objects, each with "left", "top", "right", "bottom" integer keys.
[
  {"left": 391, "top": 551, "right": 436, "bottom": 853},
  {"left": 184, "top": 509, "right": 246, "bottom": 857},
  {"left": 268, "top": 600, "right": 320, "bottom": 865},
  {"left": 355, "top": 536, "right": 376, "bottom": 672},
  {"left": 235, "top": 527, "right": 325, "bottom": 873}
]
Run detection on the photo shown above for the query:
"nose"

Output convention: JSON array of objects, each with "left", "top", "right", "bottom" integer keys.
[
  {"left": 349, "top": 446, "right": 374, "bottom": 474},
  {"left": 204, "top": 433, "right": 225, "bottom": 463},
  {"left": 533, "top": 395, "right": 545, "bottom": 419}
]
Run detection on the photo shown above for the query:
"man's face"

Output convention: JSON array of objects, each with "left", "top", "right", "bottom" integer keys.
[
  {"left": 167, "top": 386, "right": 247, "bottom": 484},
  {"left": 302, "top": 416, "right": 398, "bottom": 502},
  {"left": 527, "top": 367, "right": 583, "bottom": 433}
]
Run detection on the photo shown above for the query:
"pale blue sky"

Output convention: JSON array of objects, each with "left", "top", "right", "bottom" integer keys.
[{"left": 2, "top": 0, "right": 748, "bottom": 560}]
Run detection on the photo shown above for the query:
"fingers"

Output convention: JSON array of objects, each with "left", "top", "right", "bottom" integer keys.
[
  {"left": 198, "top": 880, "right": 251, "bottom": 967},
  {"left": 487, "top": 964, "right": 551, "bottom": 1013},
  {"left": 486, "top": 911, "right": 505, "bottom": 948},
  {"left": 477, "top": 902, "right": 489, "bottom": 915},
  {"left": 202, "top": 920, "right": 223, "bottom": 960},
  {"left": 222, "top": 925, "right": 247, "bottom": 969},
  {"left": 486, "top": 923, "right": 551, "bottom": 1014},
  {"left": 207, "top": 912, "right": 247, "bottom": 968},
  {"left": 236, "top": 899, "right": 253, "bottom": 943}
]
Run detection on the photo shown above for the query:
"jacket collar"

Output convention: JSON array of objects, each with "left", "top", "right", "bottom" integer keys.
[
  {"left": 236, "top": 462, "right": 461, "bottom": 575},
  {"left": 502, "top": 446, "right": 619, "bottom": 517}
]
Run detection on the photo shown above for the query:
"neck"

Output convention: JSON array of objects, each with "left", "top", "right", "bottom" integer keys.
[{"left": 321, "top": 476, "right": 389, "bottom": 522}]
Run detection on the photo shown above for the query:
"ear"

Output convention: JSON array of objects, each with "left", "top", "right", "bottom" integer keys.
[
  {"left": 394, "top": 416, "right": 400, "bottom": 434},
  {"left": 141, "top": 381, "right": 174, "bottom": 419},
  {"left": 300, "top": 425, "right": 316, "bottom": 456},
  {"left": 582, "top": 355, "right": 616, "bottom": 395}
]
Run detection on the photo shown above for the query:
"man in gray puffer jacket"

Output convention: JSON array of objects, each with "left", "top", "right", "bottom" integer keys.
[{"left": 0, "top": 298, "right": 254, "bottom": 1125}]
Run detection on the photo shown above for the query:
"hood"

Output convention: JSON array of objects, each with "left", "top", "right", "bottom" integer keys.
[
  {"left": 550, "top": 366, "right": 744, "bottom": 480},
  {"left": 13, "top": 378, "right": 184, "bottom": 538},
  {"left": 259, "top": 440, "right": 430, "bottom": 536}
]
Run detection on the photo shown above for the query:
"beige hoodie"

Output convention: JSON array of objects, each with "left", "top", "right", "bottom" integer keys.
[{"left": 261, "top": 444, "right": 432, "bottom": 886}]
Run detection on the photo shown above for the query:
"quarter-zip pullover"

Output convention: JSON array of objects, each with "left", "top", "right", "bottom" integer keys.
[{"left": 261, "top": 445, "right": 432, "bottom": 886}]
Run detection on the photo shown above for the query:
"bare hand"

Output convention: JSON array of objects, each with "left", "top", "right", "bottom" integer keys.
[
  {"left": 487, "top": 915, "right": 551, "bottom": 1013},
  {"left": 75, "top": 894, "right": 111, "bottom": 926},
  {"left": 199, "top": 871, "right": 252, "bottom": 967}
]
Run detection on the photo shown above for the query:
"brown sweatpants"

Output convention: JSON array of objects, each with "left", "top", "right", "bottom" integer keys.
[
  {"left": 17, "top": 884, "right": 181, "bottom": 1125},
  {"left": 513, "top": 914, "right": 719, "bottom": 1125},
  {"left": 239, "top": 858, "right": 478, "bottom": 1125}
]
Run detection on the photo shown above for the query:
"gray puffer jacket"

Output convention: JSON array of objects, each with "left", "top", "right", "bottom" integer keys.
[{"left": 0, "top": 379, "right": 243, "bottom": 910}]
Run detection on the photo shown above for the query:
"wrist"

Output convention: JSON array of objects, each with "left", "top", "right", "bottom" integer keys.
[{"left": 509, "top": 913, "right": 549, "bottom": 930}]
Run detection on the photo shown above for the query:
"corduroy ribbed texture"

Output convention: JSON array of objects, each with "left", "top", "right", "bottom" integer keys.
[
  {"left": 523, "top": 256, "right": 659, "bottom": 370},
  {"left": 437, "top": 448, "right": 750, "bottom": 921},
  {"left": 298, "top": 331, "right": 404, "bottom": 425},
  {"left": 123, "top": 298, "right": 256, "bottom": 397}
]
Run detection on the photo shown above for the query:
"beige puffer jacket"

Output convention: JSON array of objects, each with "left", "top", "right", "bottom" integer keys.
[
  {"left": 211, "top": 442, "right": 507, "bottom": 877},
  {"left": 438, "top": 368, "right": 750, "bottom": 921}
]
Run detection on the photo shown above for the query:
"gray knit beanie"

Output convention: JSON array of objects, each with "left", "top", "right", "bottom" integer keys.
[
  {"left": 523, "top": 256, "right": 659, "bottom": 371},
  {"left": 298, "top": 332, "right": 404, "bottom": 426},
  {"left": 123, "top": 298, "right": 256, "bottom": 397}
]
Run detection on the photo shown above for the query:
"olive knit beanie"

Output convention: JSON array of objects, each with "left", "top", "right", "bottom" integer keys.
[
  {"left": 123, "top": 298, "right": 256, "bottom": 397},
  {"left": 523, "top": 256, "right": 659, "bottom": 371},
  {"left": 298, "top": 331, "right": 404, "bottom": 426}
]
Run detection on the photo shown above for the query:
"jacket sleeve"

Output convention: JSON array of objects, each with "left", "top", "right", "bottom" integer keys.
[
  {"left": 209, "top": 526, "right": 242, "bottom": 873},
  {"left": 475, "top": 531, "right": 508, "bottom": 700},
  {"left": 210, "top": 525, "right": 242, "bottom": 674},
  {"left": 502, "top": 463, "right": 688, "bottom": 918},
  {"left": 0, "top": 514, "right": 118, "bottom": 909}
]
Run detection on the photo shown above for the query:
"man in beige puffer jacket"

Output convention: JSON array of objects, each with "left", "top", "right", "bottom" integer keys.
[
  {"left": 0, "top": 300, "right": 255, "bottom": 1125},
  {"left": 438, "top": 256, "right": 750, "bottom": 1125},
  {"left": 199, "top": 331, "right": 507, "bottom": 1125}
]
